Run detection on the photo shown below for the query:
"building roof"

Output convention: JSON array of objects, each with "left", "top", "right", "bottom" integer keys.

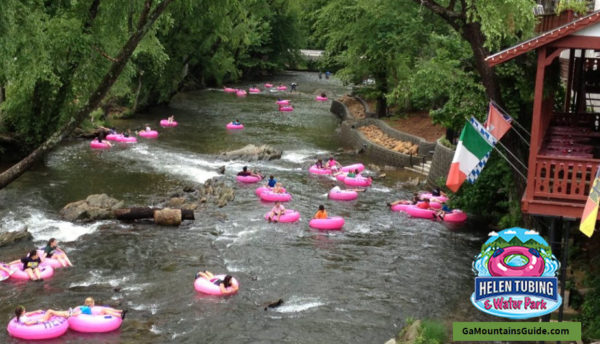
[{"left": 486, "top": 10, "right": 600, "bottom": 67}]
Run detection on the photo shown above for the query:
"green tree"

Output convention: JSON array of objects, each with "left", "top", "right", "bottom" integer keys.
[
  {"left": 313, "top": 0, "right": 446, "bottom": 117},
  {"left": 0, "top": 0, "right": 174, "bottom": 189}
]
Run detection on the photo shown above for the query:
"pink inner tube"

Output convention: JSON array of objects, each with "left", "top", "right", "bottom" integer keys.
[
  {"left": 7, "top": 311, "right": 69, "bottom": 340},
  {"left": 259, "top": 191, "right": 292, "bottom": 202},
  {"left": 105, "top": 134, "right": 121, "bottom": 141},
  {"left": 276, "top": 100, "right": 290, "bottom": 105},
  {"left": 236, "top": 175, "right": 262, "bottom": 183},
  {"left": 309, "top": 216, "right": 345, "bottom": 230},
  {"left": 264, "top": 83, "right": 273, "bottom": 88},
  {"left": 160, "top": 119, "right": 178, "bottom": 127},
  {"left": 404, "top": 205, "right": 436, "bottom": 219},
  {"left": 226, "top": 123, "right": 244, "bottom": 130},
  {"left": 428, "top": 201, "right": 442, "bottom": 209},
  {"left": 194, "top": 274, "right": 239, "bottom": 296},
  {"left": 443, "top": 210, "right": 467, "bottom": 223},
  {"left": 0, "top": 263, "right": 12, "bottom": 281},
  {"left": 329, "top": 189, "right": 358, "bottom": 201},
  {"left": 255, "top": 186, "right": 286, "bottom": 196},
  {"left": 116, "top": 136, "right": 137, "bottom": 143},
  {"left": 308, "top": 165, "right": 331, "bottom": 175},
  {"left": 419, "top": 193, "right": 448, "bottom": 203},
  {"left": 340, "top": 163, "right": 365, "bottom": 173},
  {"left": 344, "top": 176, "right": 371, "bottom": 187},
  {"left": 391, "top": 203, "right": 411, "bottom": 212},
  {"left": 68, "top": 306, "right": 123, "bottom": 333},
  {"left": 279, "top": 106, "right": 294, "bottom": 112},
  {"left": 224, "top": 87, "right": 236, "bottom": 93},
  {"left": 236, "top": 90, "right": 247, "bottom": 97},
  {"left": 316, "top": 96, "right": 328, "bottom": 101},
  {"left": 335, "top": 173, "right": 347, "bottom": 181},
  {"left": 488, "top": 246, "right": 545, "bottom": 277},
  {"left": 9, "top": 262, "right": 54, "bottom": 281},
  {"left": 37, "top": 249, "right": 66, "bottom": 269},
  {"left": 277, "top": 86, "right": 287, "bottom": 90},
  {"left": 249, "top": 88, "right": 260, "bottom": 93},
  {"left": 264, "top": 209, "right": 300, "bottom": 223},
  {"left": 139, "top": 130, "right": 158, "bottom": 138},
  {"left": 90, "top": 140, "right": 111, "bottom": 149}
]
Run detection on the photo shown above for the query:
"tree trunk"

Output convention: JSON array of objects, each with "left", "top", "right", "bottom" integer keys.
[
  {"left": 375, "top": 74, "right": 388, "bottom": 118},
  {"left": 114, "top": 207, "right": 195, "bottom": 221},
  {"left": 153, "top": 208, "right": 183, "bottom": 226},
  {"left": 461, "top": 22, "right": 502, "bottom": 104},
  {"left": 0, "top": 0, "right": 173, "bottom": 190},
  {"left": 375, "top": 95, "right": 387, "bottom": 118}
]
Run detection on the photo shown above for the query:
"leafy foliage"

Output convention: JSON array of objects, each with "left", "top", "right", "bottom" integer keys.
[{"left": 0, "top": 0, "right": 303, "bottom": 149}]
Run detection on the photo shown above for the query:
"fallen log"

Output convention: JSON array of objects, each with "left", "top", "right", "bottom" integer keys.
[
  {"left": 154, "top": 208, "right": 182, "bottom": 226},
  {"left": 114, "top": 207, "right": 194, "bottom": 222}
]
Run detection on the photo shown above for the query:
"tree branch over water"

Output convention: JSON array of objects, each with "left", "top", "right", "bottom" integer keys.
[{"left": 0, "top": 0, "right": 174, "bottom": 190}]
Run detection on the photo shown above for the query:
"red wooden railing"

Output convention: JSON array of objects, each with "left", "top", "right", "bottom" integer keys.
[{"left": 532, "top": 155, "right": 600, "bottom": 201}]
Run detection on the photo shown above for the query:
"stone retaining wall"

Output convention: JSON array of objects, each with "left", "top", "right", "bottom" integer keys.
[
  {"left": 332, "top": 98, "right": 437, "bottom": 168},
  {"left": 340, "top": 121, "right": 414, "bottom": 167},
  {"left": 330, "top": 100, "right": 352, "bottom": 121},
  {"left": 355, "top": 118, "right": 436, "bottom": 157},
  {"left": 426, "top": 139, "right": 455, "bottom": 187}
]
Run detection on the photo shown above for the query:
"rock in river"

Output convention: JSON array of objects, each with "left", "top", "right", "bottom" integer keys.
[{"left": 219, "top": 144, "right": 282, "bottom": 161}]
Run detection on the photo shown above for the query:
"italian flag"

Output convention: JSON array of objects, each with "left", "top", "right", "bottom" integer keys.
[{"left": 446, "top": 121, "right": 493, "bottom": 192}]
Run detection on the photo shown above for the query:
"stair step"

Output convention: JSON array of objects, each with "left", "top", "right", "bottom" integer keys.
[{"left": 405, "top": 166, "right": 429, "bottom": 175}]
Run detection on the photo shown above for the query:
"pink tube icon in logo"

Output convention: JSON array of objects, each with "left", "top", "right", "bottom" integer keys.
[{"left": 487, "top": 246, "right": 545, "bottom": 277}]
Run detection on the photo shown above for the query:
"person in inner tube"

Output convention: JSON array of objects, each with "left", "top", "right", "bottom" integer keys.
[
  {"left": 237, "top": 166, "right": 261, "bottom": 178},
  {"left": 195, "top": 271, "right": 238, "bottom": 295}
]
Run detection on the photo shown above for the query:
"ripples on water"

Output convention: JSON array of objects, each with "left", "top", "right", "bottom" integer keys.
[{"left": 0, "top": 72, "right": 493, "bottom": 343}]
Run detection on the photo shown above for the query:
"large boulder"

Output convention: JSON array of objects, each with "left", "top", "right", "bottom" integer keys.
[
  {"left": 219, "top": 144, "right": 282, "bottom": 161},
  {"left": 60, "top": 194, "right": 124, "bottom": 222},
  {"left": 0, "top": 226, "right": 32, "bottom": 247}
]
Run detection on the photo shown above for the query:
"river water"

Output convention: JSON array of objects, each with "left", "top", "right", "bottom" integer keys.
[{"left": 0, "top": 71, "right": 492, "bottom": 343}]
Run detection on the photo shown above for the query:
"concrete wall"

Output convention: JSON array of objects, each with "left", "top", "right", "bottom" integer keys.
[{"left": 426, "top": 139, "right": 455, "bottom": 188}]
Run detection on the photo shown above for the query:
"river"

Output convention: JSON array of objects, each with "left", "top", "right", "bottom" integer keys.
[{"left": 0, "top": 71, "right": 492, "bottom": 343}]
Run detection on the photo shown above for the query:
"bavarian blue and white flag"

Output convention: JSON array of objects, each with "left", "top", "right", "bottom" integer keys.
[{"left": 467, "top": 117, "right": 497, "bottom": 183}]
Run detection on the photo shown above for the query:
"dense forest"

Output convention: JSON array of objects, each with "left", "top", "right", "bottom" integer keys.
[{"left": 0, "top": 0, "right": 598, "bottom": 338}]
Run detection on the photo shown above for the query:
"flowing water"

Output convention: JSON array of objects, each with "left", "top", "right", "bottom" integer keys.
[{"left": 0, "top": 71, "right": 493, "bottom": 343}]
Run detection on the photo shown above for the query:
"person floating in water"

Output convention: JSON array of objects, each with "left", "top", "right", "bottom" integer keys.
[
  {"left": 77, "top": 297, "right": 127, "bottom": 319},
  {"left": 195, "top": 271, "right": 238, "bottom": 295},
  {"left": 167, "top": 115, "right": 175, "bottom": 123},
  {"left": 232, "top": 119, "right": 241, "bottom": 125},
  {"left": 267, "top": 201, "right": 286, "bottom": 223},
  {"left": 388, "top": 192, "right": 419, "bottom": 207},
  {"left": 313, "top": 205, "right": 327, "bottom": 219},
  {"left": 237, "top": 166, "right": 261, "bottom": 178}
]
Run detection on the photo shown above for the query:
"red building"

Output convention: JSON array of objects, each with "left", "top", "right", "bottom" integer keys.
[{"left": 486, "top": 11, "right": 600, "bottom": 219}]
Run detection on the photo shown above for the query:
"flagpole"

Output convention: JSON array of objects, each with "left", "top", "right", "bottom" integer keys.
[
  {"left": 496, "top": 141, "right": 529, "bottom": 171},
  {"left": 508, "top": 126, "right": 530, "bottom": 147},
  {"left": 467, "top": 116, "right": 527, "bottom": 181},
  {"left": 491, "top": 145, "right": 528, "bottom": 181}
]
